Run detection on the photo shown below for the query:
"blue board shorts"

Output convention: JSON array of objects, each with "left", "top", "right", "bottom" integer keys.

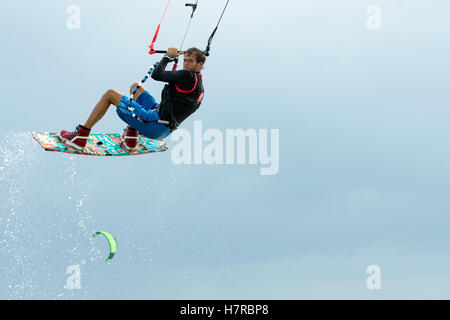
[{"left": 116, "top": 91, "right": 171, "bottom": 140}]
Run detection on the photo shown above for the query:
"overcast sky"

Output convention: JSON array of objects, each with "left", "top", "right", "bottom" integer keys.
[{"left": 1, "top": 0, "right": 450, "bottom": 299}]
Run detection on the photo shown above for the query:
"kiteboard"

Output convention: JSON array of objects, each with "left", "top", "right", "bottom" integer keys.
[{"left": 31, "top": 132, "right": 168, "bottom": 156}]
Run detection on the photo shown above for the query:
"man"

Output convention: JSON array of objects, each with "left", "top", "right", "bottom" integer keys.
[{"left": 60, "top": 47, "right": 205, "bottom": 150}]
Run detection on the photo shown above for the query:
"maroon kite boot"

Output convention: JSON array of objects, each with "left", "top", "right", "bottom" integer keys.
[
  {"left": 120, "top": 125, "right": 139, "bottom": 150},
  {"left": 59, "top": 124, "right": 91, "bottom": 150}
]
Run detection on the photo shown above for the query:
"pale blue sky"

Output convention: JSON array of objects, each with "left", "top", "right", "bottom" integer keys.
[{"left": 1, "top": 0, "right": 450, "bottom": 299}]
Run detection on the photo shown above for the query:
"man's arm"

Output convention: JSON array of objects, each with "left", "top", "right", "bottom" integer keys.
[{"left": 151, "top": 51, "right": 191, "bottom": 84}]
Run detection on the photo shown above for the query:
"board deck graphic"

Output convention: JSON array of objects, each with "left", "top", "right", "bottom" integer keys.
[{"left": 31, "top": 132, "right": 168, "bottom": 156}]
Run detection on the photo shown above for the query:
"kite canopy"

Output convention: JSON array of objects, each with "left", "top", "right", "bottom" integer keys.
[{"left": 93, "top": 231, "right": 117, "bottom": 262}]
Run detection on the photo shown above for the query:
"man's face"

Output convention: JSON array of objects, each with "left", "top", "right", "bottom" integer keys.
[{"left": 183, "top": 54, "right": 203, "bottom": 72}]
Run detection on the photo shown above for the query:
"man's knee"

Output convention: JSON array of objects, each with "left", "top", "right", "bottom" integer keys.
[
  {"left": 130, "top": 82, "right": 139, "bottom": 94},
  {"left": 130, "top": 82, "right": 146, "bottom": 95},
  {"left": 103, "top": 89, "right": 114, "bottom": 100},
  {"left": 130, "top": 82, "right": 143, "bottom": 94},
  {"left": 103, "top": 89, "right": 123, "bottom": 106},
  {"left": 130, "top": 83, "right": 147, "bottom": 101}
]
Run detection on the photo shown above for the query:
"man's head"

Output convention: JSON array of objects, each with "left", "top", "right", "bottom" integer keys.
[{"left": 183, "top": 48, "right": 206, "bottom": 73}]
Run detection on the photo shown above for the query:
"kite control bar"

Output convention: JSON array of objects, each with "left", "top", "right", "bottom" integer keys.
[
  {"left": 153, "top": 50, "right": 186, "bottom": 55},
  {"left": 149, "top": 1, "right": 198, "bottom": 56}
]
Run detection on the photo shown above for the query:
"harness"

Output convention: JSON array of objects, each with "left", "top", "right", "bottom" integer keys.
[{"left": 175, "top": 73, "right": 200, "bottom": 94}]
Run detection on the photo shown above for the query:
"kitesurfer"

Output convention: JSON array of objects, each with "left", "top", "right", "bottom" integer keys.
[{"left": 59, "top": 47, "right": 205, "bottom": 150}]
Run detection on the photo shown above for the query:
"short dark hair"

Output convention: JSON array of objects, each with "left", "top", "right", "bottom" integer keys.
[{"left": 185, "top": 47, "right": 206, "bottom": 64}]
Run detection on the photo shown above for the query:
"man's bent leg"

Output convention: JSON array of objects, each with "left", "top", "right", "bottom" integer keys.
[
  {"left": 59, "top": 89, "right": 123, "bottom": 149},
  {"left": 130, "top": 82, "right": 146, "bottom": 102},
  {"left": 84, "top": 89, "right": 124, "bottom": 129}
]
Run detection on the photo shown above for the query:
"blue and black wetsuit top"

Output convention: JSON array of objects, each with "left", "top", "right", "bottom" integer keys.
[{"left": 151, "top": 53, "right": 204, "bottom": 132}]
